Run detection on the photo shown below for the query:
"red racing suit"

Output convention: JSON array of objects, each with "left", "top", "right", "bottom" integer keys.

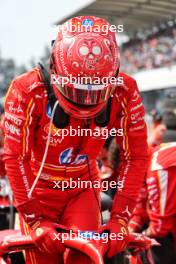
[
  {"left": 3, "top": 67, "right": 148, "bottom": 263},
  {"left": 129, "top": 143, "right": 176, "bottom": 242}
]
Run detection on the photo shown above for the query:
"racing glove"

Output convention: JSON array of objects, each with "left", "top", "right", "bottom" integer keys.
[
  {"left": 17, "top": 198, "right": 65, "bottom": 255},
  {"left": 100, "top": 195, "right": 136, "bottom": 258},
  {"left": 99, "top": 217, "right": 129, "bottom": 258}
]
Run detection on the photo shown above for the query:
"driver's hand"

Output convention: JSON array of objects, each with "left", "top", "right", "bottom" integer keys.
[
  {"left": 30, "top": 219, "right": 65, "bottom": 255},
  {"left": 17, "top": 198, "right": 65, "bottom": 255},
  {"left": 99, "top": 218, "right": 129, "bottom": 258}
]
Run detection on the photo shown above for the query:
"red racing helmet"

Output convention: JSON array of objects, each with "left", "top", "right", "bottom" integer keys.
[{"left": 50, "top": 16, "right": 120, "bottom": 119}]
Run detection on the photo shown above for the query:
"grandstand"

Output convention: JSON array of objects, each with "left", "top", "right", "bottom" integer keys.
[{"left": 56, "top": 0, "right": 176, "bottom": 37}]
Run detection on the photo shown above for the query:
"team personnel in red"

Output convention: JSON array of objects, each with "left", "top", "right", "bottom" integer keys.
[
  {"left": 3, "top": 16, "right": 148, "bottom": 264},
  {"left": 129, "top": 143, "right": 176, "bottom": 263}
]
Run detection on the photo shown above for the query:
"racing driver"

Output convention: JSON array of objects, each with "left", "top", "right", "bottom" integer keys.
[{"left": 3, "top": 16, "right": 148, "bottom": 264}]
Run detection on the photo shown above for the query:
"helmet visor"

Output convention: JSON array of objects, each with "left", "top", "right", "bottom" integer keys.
[{"left": 53, "top": 81, "right": 115, "bottom": 105}]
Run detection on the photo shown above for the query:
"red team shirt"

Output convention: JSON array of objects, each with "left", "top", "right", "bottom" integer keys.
[{"left": 130, "top": 143, "right": 176, "bottom": 241}]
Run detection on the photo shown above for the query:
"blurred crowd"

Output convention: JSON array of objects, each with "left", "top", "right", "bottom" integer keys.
[{"left": 120, "top": 26, "right": 176, "bottom": 74}]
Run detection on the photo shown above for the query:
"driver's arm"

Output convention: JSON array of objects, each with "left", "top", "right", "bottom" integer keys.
[
  {"left": 112, "top": 75, "right": 149, "bottom": 222},
  {"left": 3, "top": 78, "right": 41, "bottom": 206}
]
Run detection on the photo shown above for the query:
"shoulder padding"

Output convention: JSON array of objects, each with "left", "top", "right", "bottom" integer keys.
[{"left": 13, "top": 67, "right": 44, "bottom": 94}]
